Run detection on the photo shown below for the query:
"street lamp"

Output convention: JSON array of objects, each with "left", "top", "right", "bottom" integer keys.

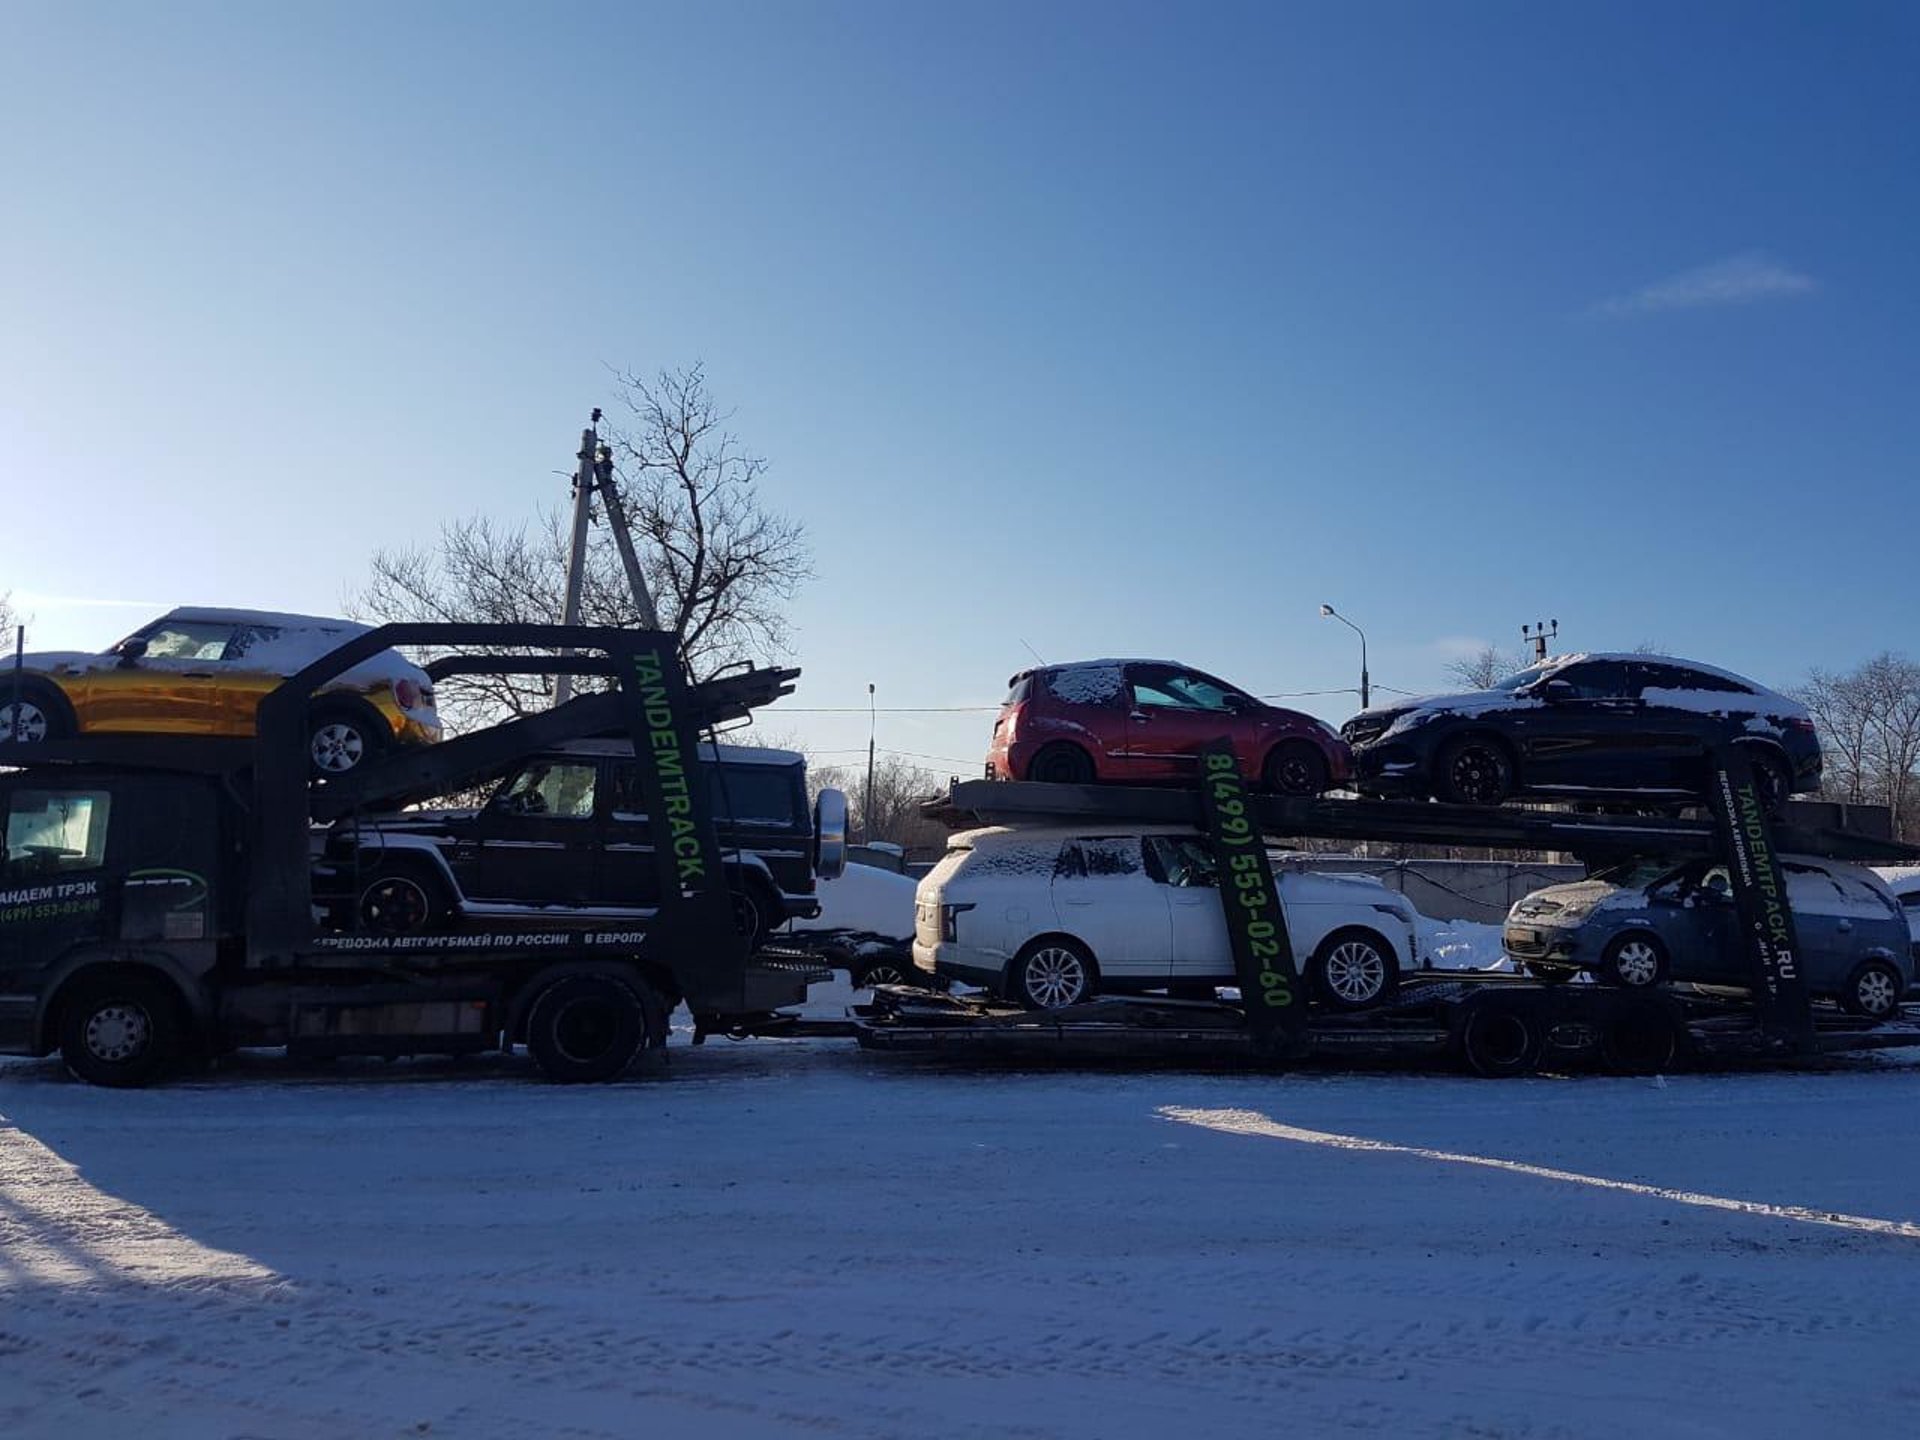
[{"left": 1319, "top": 603, "right": 1369, "bottom": 710}]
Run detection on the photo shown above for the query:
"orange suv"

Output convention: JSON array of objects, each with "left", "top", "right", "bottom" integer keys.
[{"left": 0, "top": 607, "right": 442, "bottom": 775}]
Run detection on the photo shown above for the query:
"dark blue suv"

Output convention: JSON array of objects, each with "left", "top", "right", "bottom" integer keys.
[{"left": 1341, "top": 653, "right": 1821, "bottom": 809}]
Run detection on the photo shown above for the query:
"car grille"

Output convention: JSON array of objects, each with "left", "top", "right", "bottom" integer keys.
[
  {"left": 1511, "top": 898, "right": 1564, "bottom": 920},
  {"left": 1343, "top": 716, "right": 1391, "bottom": 746}
]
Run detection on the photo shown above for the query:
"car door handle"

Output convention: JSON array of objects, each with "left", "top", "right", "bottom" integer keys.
[
  {"left": 1837, "top": 919, "right": 1853, "bottom": 933},
  {"left": 182, "top": 671, "right": 215, "bottom": 679}
]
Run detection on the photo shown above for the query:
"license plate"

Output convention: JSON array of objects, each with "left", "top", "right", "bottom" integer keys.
[{"left": 1508, "top": 928, "right": 1539, "bottom": 946}]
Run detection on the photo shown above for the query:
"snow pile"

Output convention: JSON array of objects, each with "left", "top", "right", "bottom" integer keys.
[
  {"left": 1418, "top": 915, "right": 1511, "bottom": 971},
  {"left": 788, "top": 861, "right": 915, "bottom": 942}
]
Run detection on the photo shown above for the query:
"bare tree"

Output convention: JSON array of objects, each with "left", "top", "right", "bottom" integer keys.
[
  {"left": 1795, "top": 653, "right": 1920, "bottom": 838},
  {"left": 353, "top": 365, "right": 810, "bottom": 731},
  {"left": 0, "top": 591, "right": 15, "bottom": 638},
  {"left": 1444, "top": 645, "right": 1525, "bottom": 691},
  {"left": 810, "top": 754, "right": 952, "bottom": 858},
  {"left": 605, "top": 365, "right": 810, "bottom": 681}
]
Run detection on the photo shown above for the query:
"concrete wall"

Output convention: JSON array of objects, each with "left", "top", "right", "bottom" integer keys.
[{"left": 1282, "top": 855, "right": 1585, "bottom": 924}]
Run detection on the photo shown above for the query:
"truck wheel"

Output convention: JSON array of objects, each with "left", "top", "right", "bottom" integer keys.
[
  {"left": 1842, "top": 959, "right": 1904, "bottom": 1019},
  {"left": 1309, "top": 928, "right": 1399, "bottom": 1010},
  {"left": 1457, "top": 998, "right": 1542, "bottom": 1078},
  {"left": 58, "top": 971, "right": 185, "bottom": 1088},
  {"left": 1600, "top": 1002, "right": 1679, "bottom": 1075},
  {"left": 525, "top": 975, "right": 655, "bottom": 1083}
]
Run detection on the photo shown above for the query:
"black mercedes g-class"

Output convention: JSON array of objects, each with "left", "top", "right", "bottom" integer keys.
[{"left": 319, "top": 741, "right": 831, "bottom": 948}]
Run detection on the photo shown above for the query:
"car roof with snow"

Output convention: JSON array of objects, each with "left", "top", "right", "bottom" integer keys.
[
  {"left": 162, "top": 606, "right": 371, "bottom": 632},
  {"left": 1526, "top": 652, "right": 1782, "bottom": 694}
]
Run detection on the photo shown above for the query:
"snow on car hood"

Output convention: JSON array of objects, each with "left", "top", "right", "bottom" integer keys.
[{"left": 1354, "top": 689, "right": 1543, "bottom": 738}]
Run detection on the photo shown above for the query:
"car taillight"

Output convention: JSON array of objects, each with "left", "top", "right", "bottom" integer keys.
[
  {"left": 999, "top": 703, "right": 1024, "bottom": 743},
  {"left": 392, "top": 678, "right": 421, "bottom": 711},
  {"left": 941, "top": 902, "right": 975, "bottom": 942},
  {"left": 419, "top": 683, "right": 435, "bottom": 710},
  {"left": 1787, "top": 717, "right": 1816, "bottom": 734}
]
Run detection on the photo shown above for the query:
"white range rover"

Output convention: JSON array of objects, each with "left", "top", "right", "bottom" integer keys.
[{"left": 912, "top": 824, "right": 1421, "bottom": 1010}]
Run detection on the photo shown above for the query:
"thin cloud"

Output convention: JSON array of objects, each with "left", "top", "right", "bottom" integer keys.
[{"left": 1594, "top": 251, "right": 1817, "bottom": 316}]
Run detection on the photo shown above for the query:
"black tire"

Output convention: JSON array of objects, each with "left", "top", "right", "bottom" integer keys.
[
  {"left": 1457, "top": 998, "right": 1542, "bottom": 1078},
  {"left": 524, "top": 974, "right": 655, "bottom": 1083},
  {"left": 1265, "top": 741, "right": 1331, "bottom": 797},
  {"left": 357, "top": 869, "right": 446, "bottom": 935},
  {"left": 1841, "top": 958, "right": 1905, "bottom": 1020},
  {"left": 308, "top": 704, "right": 387, "bottom": 778},
  {"left": 58, "top": 970, "right": 186, "bottom": 1088},
  {"left": 1739, "top": 745, "right": 1793, "bottom": 817},
  {"left": 0, "top": 683, "right": 74, "bottom": 746},
  {"left": 1599, "top": 1001, "right": 1679, "bottom": 1075},
  {"left": 1009, "top": 937, "right": 1096, "bottom": 1010},
  {"left": 1524, "top": 961, "right": 1576, "bottom": 985},
  {"left": 1309, "top": 927, "right": 1400, "bottom": 1010},
  {"left": 1598, "top": 931, "right": 1668, "bottom": 989},
  {"left": 1434, "top": 734, "right": 1515, "bottom": 807},
  {"left": 1026, "top": 742, "right": 1095, "bottom": 785},
  {"left": 732, "top": 884, "right": 775, "bottom": 953}
]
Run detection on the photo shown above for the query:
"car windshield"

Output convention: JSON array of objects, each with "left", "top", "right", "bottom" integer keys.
[
  {"left": 1589, "top": 858, "right": 1683, "bottom": 889},
  {"left": 1491, "top": 664, "right": 1553, "bottom": 693}
]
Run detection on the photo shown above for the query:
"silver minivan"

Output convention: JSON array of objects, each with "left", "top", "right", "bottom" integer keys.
[{"left": 1504, "top": 855, "right": 1911, "bottom": 1017}]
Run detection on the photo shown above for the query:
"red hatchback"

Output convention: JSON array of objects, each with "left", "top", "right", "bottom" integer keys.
[{"left": 986, "top": 659, "right": 1353, "bottom": 794}]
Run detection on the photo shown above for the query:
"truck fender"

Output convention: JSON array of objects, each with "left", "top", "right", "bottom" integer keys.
[{"left": 34, "top": 945, "right": 217, "bottom": 1055}]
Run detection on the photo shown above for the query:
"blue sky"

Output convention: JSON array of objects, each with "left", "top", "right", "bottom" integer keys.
[{"left": 3, "top": 1, "right": 1915, "bottom": 774}]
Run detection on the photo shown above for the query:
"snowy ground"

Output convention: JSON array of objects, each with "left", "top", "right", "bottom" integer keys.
[{"left": 6, "top": 981, "right": 1920, "bottom": 1440}]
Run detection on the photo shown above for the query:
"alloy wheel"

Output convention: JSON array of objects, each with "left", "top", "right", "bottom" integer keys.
[
  {"left": 1855, "top": 967, "right": 1899, "bottom": 1018},
  {"left": 0, "top": 701, "right": 49, "bottom": 743},
  {"left": 1022, "top": 947, "right": 1088, "bottom": 1008},
  {"left": 84, "top": 1004, "right": 151, "bottom": 1064},
  {"left": 1449, "top": 746, "right": 1506, "bottom": 804},
  {"left": 1611, "top": 939, "right": 1662, "bottom": 987},
  {"left": 1323, "top": 940, "right": 1388, "bottom": 1004},
  {"left": 361, "top": 876, "right": 431, "bottom": 934},
  {"left": 311, "top": 722, "right": 366, "bottom": 773}
]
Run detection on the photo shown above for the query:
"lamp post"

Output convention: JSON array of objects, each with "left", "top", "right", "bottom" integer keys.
[{"left": 1319, "top": 603, "right": 1369, "bottom": 710}]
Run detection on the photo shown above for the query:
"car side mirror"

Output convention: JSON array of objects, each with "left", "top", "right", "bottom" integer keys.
[
  {"left": 1538, "top": 678, "right": 1575, "bottom": 702},
  {"left": 114, "top": 637, "right": 149, "bottom": 668}
]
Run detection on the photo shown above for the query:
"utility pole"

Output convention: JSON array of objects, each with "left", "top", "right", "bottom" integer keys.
[
  {"left": 865, "top": 683, "right": 877, "bottom": 844},
  {"left": 554, "top": 409, "right": 668, "bottom": 708},
  {"left": 553, "top": 413, "right": 600, "bottom": 708},
  {"left": 592, "top": 441, "right": 662, "bottom": 632}
]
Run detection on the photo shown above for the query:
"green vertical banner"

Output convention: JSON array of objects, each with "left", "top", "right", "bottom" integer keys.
[
  {"left": 1196, "top": 740, "right": 1309, "bottom": 1058},
  {"left": 1704, "top": 745, "right": 1816, "bottom": 1053}
]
